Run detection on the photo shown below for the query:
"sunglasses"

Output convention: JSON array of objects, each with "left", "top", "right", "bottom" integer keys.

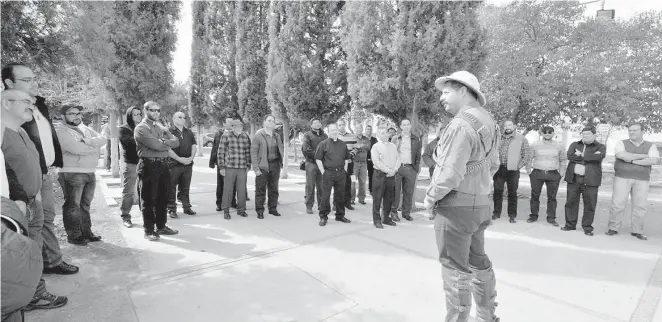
[
  {"left": 542, "top": 131, "right": 554, "bottom": 134},
  {"left": 147, "top": 109, "right": 161, "bottom": 113}
]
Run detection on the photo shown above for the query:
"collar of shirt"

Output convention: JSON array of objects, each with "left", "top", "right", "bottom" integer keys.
[
  {"left": 144, "top": 118, "right": 158, "bottom": 126},
  {"left": 629, "top": 139, "right": 645, "bottom": 146}
]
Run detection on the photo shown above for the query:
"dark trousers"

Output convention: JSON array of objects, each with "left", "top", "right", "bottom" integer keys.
[
  {"left": 255, "top": 161, "right": 281, "bottom": 214},
  {"left": 57, "top": 172, "right": 96, "bottom": 239},
  {"left": 371, "top": 170, "right": 394, "bottom": 223},
  {"left": 320, "top": 168, "right": 346, "bottom": 219},
  {"left": 492, "top": 165, "right": 520, "bottom": 218},
  {"left": 168, "top": 164, "right": 193, "bottom": 211},
  {"left": 222, "top": 168, "right": 247, "bottom": 212},
  {"left": 392, "top": 164, "right": 417, "bottom": 216},
  {"left": 564, "top": 175, "right": 599, "bottom": 232},
  {"left": 305, "top": 161, "right": 323, "bottom": 210},
  {"left": 138, "top": 159, "right": 170, "bottom": 233},
  {"left": 367, "top": 160, "right": 374, "bottom": 193},
  {"left": 216, "top": 167, "right": 236, "bottom": 208},
  {"left": 529, "top": 169, "right": 561, "bottom": 220},
  {"left": 344, "top": 162, "right": 354, "bottom": 207}
]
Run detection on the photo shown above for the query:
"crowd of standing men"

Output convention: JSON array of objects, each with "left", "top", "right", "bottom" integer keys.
[{"left": 1, "top": 62, "right": 660, "bottom": 322}]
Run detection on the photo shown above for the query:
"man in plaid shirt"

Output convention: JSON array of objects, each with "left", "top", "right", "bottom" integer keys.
[{"left": 218, "top": 119, "right": 252, "bottom": 219}]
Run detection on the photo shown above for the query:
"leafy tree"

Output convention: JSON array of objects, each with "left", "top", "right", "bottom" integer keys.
[
  {"left": 189, "top": 1, "right": 212, "bottom": 132},
  {"left": 341, "top": 1, "right": 487, "bottom": 134}
]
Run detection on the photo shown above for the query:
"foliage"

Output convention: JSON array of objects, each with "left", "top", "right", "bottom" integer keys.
[{"left": 341, "top": 1, "right": 487, "bottom": 134}]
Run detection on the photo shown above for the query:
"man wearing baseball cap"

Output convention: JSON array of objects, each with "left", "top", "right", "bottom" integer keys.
[{"left": 425, "top": 71, "right": 500, "bottom": 322}]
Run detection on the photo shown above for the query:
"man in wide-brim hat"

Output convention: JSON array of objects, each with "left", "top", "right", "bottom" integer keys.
[{"left": 425, "top": 71, "right": 500, "bottom": 322}]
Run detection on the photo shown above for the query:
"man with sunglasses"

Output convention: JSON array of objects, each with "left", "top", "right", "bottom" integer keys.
[
  {"left": 166, "top": 111, "right": 197, "bottom": 219},
  {"left": 134, "top": 101, "right": 180, "bottom": 241},
  {"left": 525, "top": 126, "right": 567, "bottom": 226}
]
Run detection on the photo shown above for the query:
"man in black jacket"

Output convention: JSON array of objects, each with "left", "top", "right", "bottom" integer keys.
[
  {"left": 2, "top": 64, "right": 79, "bottom": 277},
  {"left": 118, "top": 106, "right": 142, "bottom": 228},
  {"left": 301, "top": 118, "right": 328, "bottom": 214},
  {"left": 561, "top": 125, "right": 606, "bottom": 236}
]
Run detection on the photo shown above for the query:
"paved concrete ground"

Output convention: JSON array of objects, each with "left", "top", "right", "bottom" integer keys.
[{"left": 27, "top": 152, "right": 662, "bottom": 322}]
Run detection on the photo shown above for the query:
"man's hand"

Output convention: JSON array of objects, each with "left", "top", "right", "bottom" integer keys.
[
  {"left": 255, "top": 168, "right": 262, "bottom": 176},
  {"left": 423, "top": 196, "right": 436, "bottom": 212},
  {"left": 219, "top": 168, "right": 226, "bottom": 176},
  {"left": 320, "top": 169, "right": 325, "bottom": 176},
  {"left": 574, "top": 149, "right": 583, "bottom": 156},
  {"left": 179, "top": 157, "right": 192, "bottom": 165},
  {"left": 526, "top": 167, "right": 532, "bottom": 175},
  {"left": 15, "top": 200, "right": 27, "bottom": 215}
]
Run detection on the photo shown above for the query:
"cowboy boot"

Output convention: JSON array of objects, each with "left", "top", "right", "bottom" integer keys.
[
  {"left": 442, "top": 266, "right": 473, "bottom": 322},
  {"left": 472, "top": 267, "right": 499, "bottom": 322}
]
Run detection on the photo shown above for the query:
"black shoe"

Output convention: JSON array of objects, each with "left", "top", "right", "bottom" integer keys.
[
  {"left": 156, "top": 226, "right": 179, "bottom": 235},
  {"left": 402, "top": 214, "right": 413, "bottom": 221},
  {"left": 67, "top": 236, "right": 87, "bottom": 246},
  {"left": 383, "top": 220, "right": 396, "bottom": 226},
  {"left": 43, "top": 261, "right": 79, "bottom": 275},
  {"left": 184, "top": 208, "right": 197, "bottom": 216},
  {"left": 237, "top": 212, "right": 248, "bottom": 217},
  {"left": 547, "top": 219, "right": 559, "bottom": 227},
  {"left": 631, "top": 233, "right": 648, "bottom": 240},
  {"left": 168, "top": 211, "right": 179, "bottom": 219},
  {"left": 391, "top": 212, "right": 401, "bottom": 222},
  {"left": 122, "top": 219, "right": 132, "bottom": 228},
  {"left": 606, "top": 230, "right": 618, "bottom": 236},
  {"left": 144, "top": 231, "right": 160, "bottom": 241},
  {"left": 25, "top": 291, "right": 68, "bottom": 311},
  {"left": 335, "top": 217, "right": 351, "bottom": 223},
  {"left": 345, "top": 204, "right": 355, "bottom": 210},
  {"left": 306, "top": 208, "right": 313, "bottom": 214},
  {"left": 224, "top": 212, "right": 231, "bottom": 220},
  {"left": 350, "top": 201, "right": 355, "bottom": 205},
  {"left": 509, "top": 218, "right": 516, "bottom": 224},
  {"left": 231, "top": 203, "right": 238, "bottom": 209},
  {"left": 584, "top": 231, "right": 594, "bottom": 236},
  {"left": 526, "top": 217, "right": 537, "bottom": 223},
  {"left": 561, "top": 226, "right": 576, "bottom": 231},
  {"left": 84, "top": 233, "right": 102, "bottom": 242},
  {"left": 319, "top": 218, "right": 328, "bottom": 226},
  {"left": 359, "top": 201, "right": 366, "bottom": 205},
  {"left": 216, "top": 206, "right": 223, "bottom": 212},
  {"left": 257, "top": 213, "right": 264, "bottom": 219},
  {"left": 269, "top": 211, "right": 281, "bottom": 217},
  {"left": 492, "top": 214, "right": 500, "bottom": 220},
  {"left": 246, "top": 196, "right": 251, "bottom": 201},
  {"left": 374, "top": 222, "right": 384, "bottom": 229}
]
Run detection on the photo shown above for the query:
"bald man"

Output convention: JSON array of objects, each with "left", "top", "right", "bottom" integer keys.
[{"left": 166, "top": 111, "right": 197, "bottom": 218}]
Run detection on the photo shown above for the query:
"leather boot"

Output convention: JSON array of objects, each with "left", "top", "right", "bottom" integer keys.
[
  {"left": 441, "top": 266, "right": 473, "bottom": 322},
  {"left": 471, "top": 266, "right": 499, "bottom": 322}
]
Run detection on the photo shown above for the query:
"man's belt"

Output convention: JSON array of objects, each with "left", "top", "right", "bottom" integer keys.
[
  {"left": 141, "top": 157, "right": 169, "bottom": 162},
  {"left": 534, "top": 169, "right": 559, "bottom": 173},
  {"left": 325, "top": 167, "right": 344, "bottom": 171}
]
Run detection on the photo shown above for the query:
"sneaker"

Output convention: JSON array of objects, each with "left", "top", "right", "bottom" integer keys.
[
  {"left": 257, "top": 212, "right": 264, "bottom": 219},
  {"left": 123, "top": 219, "right": 133, "bottom": 228},
  {"left": 168, "top": 210, "right": 179, "bottom": 219},
  {"left": 43, "top": 261, "right": 79, "bottom": 275},
  {"left": 237, "top": 212, "right": 248, "bottom": 217},
  {"left": 359, "top": 201, "right": 366, "bottom": 205},
  {"left": 509, "top": 218, "right": 517, "bottom": 224},
  {"left": 269, "top": 211, "right": 281, "bottom": 217},
  {"left": 584, "top": 231, "right": 594, "bottom": 236},
  {"left": 631, "top": 233, "right": 648, "bottom": 240},
  {"left": 374, "top": 222, "right": 384, "bottom": 229},
  {"left": 606, "top": 230, "right": 618, "bottom": 236},
  {"left": 547, "top": 220, "right": 560, "bottom": 227},
  {"left": 156, "top": 226, "right": 179, "bottom": 235},
  {"left": 144, "top": 231, "right": 160, "bottom": 241},
  {"left": 25, "top": 291, "right": 68, "bottom": 311},
  {"left": 526, "top": 217, "right": 537, "bottom": 223},
  {"left": 224, "top": 212, "right": 231, "bottom": 220},
  {"left": 184, "top": 208, "right": 197, "bottom": 216}
]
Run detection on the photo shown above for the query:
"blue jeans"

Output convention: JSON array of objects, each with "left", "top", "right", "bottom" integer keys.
[
  {"left": 41, "top": 169, "right": 63, "bottom": 267},
  {"left": 120, "top": 162, "right": 139, "bottom": 220},
  {"left": 58, "top": 172, "right": 96, "bottom": 239}
]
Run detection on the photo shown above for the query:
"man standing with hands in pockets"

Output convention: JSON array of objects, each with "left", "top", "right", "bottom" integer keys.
[
  {"left": 370, "top": 129, "right": 400, "bottom": 229},
  {"left": 315, "top": 123, "right": 352, "bottom": 227}
]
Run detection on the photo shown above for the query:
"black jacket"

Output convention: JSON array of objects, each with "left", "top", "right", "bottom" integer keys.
[
  {"left": 209, "top": 129, "right": 225, "bottom": 168},
  {"left": 20, "top": 96, "right": 63, "bottom": 174},
  {"left": 118, "top": 124, "right": 139, "bottom": 164},
  {"left": 565, "top": 140, "right": 607, "bottom": 187},
  {"left": 301, "top": 129, "right": 328, "bottom": 163}
]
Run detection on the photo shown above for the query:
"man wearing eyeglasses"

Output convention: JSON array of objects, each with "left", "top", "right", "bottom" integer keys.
[
  {"left": 166, "top": 111, "right": 197, "bottom": 219},
  {"left": 134, "top": 101, "right": 180, "bottom": 241},
  {"left": 54, "top": 105, "right": 106, "bottom": 246},
  {"left": 1, "top": 89, "right": 69, "bottom": 311},
  {"left": 525, "top": 126, "right": 567, "bottom": 226}
]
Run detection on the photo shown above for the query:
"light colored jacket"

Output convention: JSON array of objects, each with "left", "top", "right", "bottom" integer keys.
[
  {"left": 251, "top": 129, "right": 284, "bottom": 172},
  {"left": 55, "top": 123, "right": 106, "bottom": 173}
]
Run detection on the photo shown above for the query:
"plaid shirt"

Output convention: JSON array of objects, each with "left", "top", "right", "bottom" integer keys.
[{"left": 217, "top": 131, "right": 251, "bottom": 169}]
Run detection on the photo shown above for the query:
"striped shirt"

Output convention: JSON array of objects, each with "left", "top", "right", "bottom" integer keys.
[
  {"left": 218, "top": 131, "right": 251, "bottom": 169},
  {"left": 531, "top": 139, "right": 567, "bottom": 171}
]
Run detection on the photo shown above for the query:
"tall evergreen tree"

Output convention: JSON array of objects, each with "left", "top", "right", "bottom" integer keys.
[{"left": 341, "top": 1, "right": 487, "bottom": 133}]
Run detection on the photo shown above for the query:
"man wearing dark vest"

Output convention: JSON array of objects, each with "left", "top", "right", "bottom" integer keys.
[
  {"left": 301, "top": 118, "right": 327, "bottom": 214},
  {"left": 561, "top": 125, "right": 606, "bottom": 236},
  {"left": 606, "top": 123, "right": 660, "bottom": 240},
  {"left": 492, "top": 120, "right": 531, "bottom": 223}
]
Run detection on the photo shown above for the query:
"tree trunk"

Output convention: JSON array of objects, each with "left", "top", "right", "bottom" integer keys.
[
  {"left": 109, "top": 111, "right": 120, "bottom": 178},
  {"left": 281, "top": 118, "right": 289, "bottom": 179},
  {"left": 197, "top": 124, "right": 204, "bottom": 157}
]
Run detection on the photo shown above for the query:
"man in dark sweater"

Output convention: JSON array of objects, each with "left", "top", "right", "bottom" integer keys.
[
  {"left": 365, "top": 125, "right": 378, "bottom": 194},
  {"left": 561, "top": 125, "right": 606, "bottom": 236},
  {"left": 301, "top": 117, "right": 327, "bottom": 214},
  {"left": 2, "top": 64, "right": 78, "bottom": 275},
  {"left": 315, "top": 123, "right": 352, "bottom": 227},
  {"left": 118, "top": 106, "right": 142, "bottom": 227}
]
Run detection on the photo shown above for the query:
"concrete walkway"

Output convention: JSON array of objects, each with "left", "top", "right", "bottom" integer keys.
[{"left": 27, "top": 155, "right": 662, "bottom": 322}]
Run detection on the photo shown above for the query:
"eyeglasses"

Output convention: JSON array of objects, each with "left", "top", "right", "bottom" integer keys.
[
  {"left": 147, "top": 109, "right": 161, "bottom": 113},
  {"left": 542, "top": 131, "right": 554, "bottom": 134},
  {"left": 15, "top": 77, "right": 36, "bottom": 83},
  {"left": 7, "top": 99, "right": 34, "bottom": 105}
]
